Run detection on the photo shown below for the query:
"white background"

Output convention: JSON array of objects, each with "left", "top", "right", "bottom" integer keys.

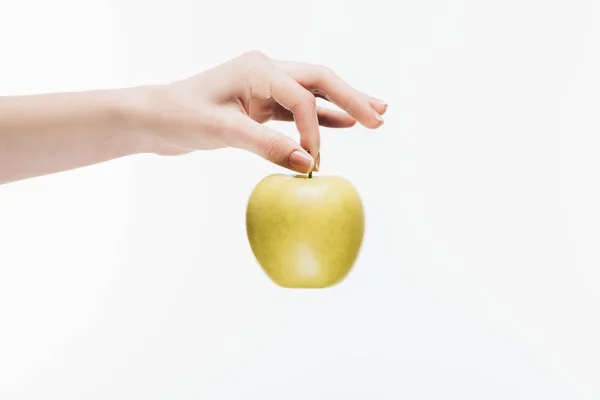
[{"left": 1, "top": 0, "right": 600, "bottom": 398}]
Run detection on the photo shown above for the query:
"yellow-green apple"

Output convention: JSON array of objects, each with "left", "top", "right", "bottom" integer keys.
[{"left": 245, "top": 173, "right": 365, "bottom": 288}]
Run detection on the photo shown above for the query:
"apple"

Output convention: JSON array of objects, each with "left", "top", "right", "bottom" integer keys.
[{"left": 245, "top": 173, "right": 365, "bottom": 288}]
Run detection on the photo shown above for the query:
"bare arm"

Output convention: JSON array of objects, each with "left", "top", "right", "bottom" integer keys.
[{"left": 0, "top": 89, "right": 146, "bottom": 184}]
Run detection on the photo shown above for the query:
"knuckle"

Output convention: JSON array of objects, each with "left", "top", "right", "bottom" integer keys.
[
  {"left": 316, "top": 64, "right": 334, "bottom": 82},
  {"left": 319, "top": 64, "right": 334, "bottom": 74},
  {"left": 220, "top": 115, "right": 239, "bottom": 139},
  {"left": 301, "top": 91, "right": 317, "bottom": 110},
  {"left": 241, "top": 51, "right": 272, "bottom": 87},
  {"left": 264, "top": 135, "right": 285, "bottom": 160},
  {"left": 244, "top": 49, "right": 269, "bottom": 64},
  {"left": 240, "top": 53, "right": 272, "bottom": 98}
]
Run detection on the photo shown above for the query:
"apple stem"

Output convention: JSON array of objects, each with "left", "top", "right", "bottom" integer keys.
[{"left": 307, "top": 149, "right": 314, "bottom": 178}]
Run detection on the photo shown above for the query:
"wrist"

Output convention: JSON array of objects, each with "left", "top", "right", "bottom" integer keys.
[
  {"left": 117, "top": 84, "right": 190, "bottom": 155},
  {"left": 104, "top": 86, "right": 148, "bottom": 155}
]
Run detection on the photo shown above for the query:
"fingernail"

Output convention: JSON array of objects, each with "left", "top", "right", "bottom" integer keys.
[
  {"left": 289, "top": 150, "right": 314, "bottom": 173},
  {"left": 370, "top": 97, "right": 388, "bottom": 107},
  {"left": 315, "top": 152, "right": 321, "bottom": 171},
  {"left": 372, "top": 108, "right": 384, "bottom": 124}
]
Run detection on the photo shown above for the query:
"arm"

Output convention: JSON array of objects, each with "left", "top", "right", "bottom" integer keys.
[
  {"left": 0, "top": 51, "right": 387, "bottom": 185},
  {"left": 0, "top": 89, "right": 146, "bottom": 184}
]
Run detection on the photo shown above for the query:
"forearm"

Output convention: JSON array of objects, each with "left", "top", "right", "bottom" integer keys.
[{"left": 0, "top": 88, "right": 149, "bottom": 184}]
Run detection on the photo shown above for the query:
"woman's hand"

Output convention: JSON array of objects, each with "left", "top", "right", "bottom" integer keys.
[
  {"left": 138, "top": 50, "right": 387, "bottom": 173},
  {"left": 0, "top": 50, "right": 387, "bottom": 184}
]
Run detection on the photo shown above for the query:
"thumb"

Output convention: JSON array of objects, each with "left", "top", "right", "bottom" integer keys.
[{"left": 235, "top": 117, "right": 315, "bottom": 174}]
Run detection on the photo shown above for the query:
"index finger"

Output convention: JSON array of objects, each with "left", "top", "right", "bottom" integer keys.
[{"left": 266, "top": 66, "right": 321, "bottom": 168}]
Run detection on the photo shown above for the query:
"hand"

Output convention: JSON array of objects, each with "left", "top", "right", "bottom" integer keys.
[{"left": 137, "top": 50, "right": 388, "bottom": 173}]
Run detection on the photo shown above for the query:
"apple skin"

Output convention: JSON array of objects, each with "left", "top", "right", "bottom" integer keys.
[{"left": 245, "top": 173, "right": 365, "bottom": 288}]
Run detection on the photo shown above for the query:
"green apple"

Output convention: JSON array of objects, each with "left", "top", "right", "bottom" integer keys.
[{"left": 245, "top": 173, "right": 365, "bottom": 288}]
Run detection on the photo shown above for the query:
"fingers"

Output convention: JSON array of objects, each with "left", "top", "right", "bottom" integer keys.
[
  {"left": 267, "top": 68, "right": 321, "bottom": 163},
  {"left": 272, "top": 106, "right": 357, "bottom": 128},
  {"left": 224, "top": 51, "right": 386, "bottom": 174},
  {"left": 234, "top": 115, "right": 315, "bottom": 174},
  {"left": 275, "top": 60, "right": 387, "bottom": 129},
  {"left": 368, "top": 97, "right": 389, "bottom": 116}
]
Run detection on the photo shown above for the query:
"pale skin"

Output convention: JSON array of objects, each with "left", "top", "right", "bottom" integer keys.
[{"left": 0, "top": 51, "right": 387, "bottom": 185}]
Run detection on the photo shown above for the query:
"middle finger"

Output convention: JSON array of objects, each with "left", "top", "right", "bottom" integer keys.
[{"left": 275, "top": 60, "right": 385, "bottom": 129}]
